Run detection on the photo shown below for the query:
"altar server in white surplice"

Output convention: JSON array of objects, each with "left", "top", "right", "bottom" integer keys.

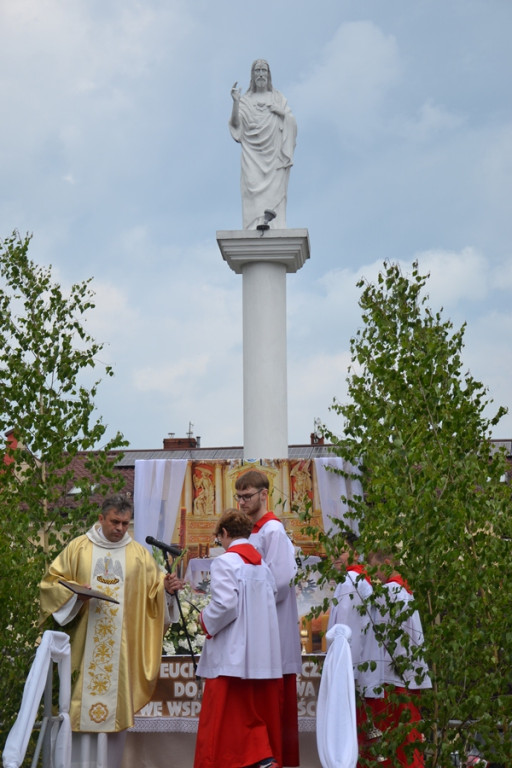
[
  {"left": 234, "top": 469, "right": 302, "bottom": 767},
  {"left": 39, "top": 494, "right": 179, "bottom": 768},
  {"left": 195, "top": 508, "right": 283, "bottom": 768},
  {"left": 327, "top": 531, "right": 380, "bottom": 698}
]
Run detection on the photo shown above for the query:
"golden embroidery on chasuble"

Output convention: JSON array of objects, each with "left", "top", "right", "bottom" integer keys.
[{"left": 80, "top": 545, "right": 126, "bottom": 732}]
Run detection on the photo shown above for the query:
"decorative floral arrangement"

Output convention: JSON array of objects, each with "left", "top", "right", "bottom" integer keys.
[
  {"left": 149, "top": 545, "right": 212, "bottom": 657},
  {"left": 163, "top": 582, "right": 210, "bottom": 656}
]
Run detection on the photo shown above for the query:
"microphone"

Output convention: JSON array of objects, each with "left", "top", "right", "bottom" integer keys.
[{"left": 145, "top": 536, "right": 182, "bottom": 557}]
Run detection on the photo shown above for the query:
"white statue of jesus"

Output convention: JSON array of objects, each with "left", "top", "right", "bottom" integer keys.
[{"left": 229, "top": 59, "right": 297, "bottom": 230}]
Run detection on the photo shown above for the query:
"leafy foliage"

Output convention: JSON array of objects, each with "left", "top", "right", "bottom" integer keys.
[
  {"left": 0, "top": 232, "right": 127, "bottom": 737},
  {"left": 314, "top": 261, "right": 512, "bottom": 765}
]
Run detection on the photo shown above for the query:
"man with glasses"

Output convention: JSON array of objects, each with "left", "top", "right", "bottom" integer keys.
[{"left": 234, "top": 470, "right": 301, "bottom": 767}]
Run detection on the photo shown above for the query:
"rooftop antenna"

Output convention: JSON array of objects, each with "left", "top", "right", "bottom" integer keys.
[{"left": 187, "top": 422, "right": 194, "bottom": 439}]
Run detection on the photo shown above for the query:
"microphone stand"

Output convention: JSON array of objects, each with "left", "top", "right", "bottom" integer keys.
[{"left": 164, "top": 555, "right": 198, "bottom": 676}]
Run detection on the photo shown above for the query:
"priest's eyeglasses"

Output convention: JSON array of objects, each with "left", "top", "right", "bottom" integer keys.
[{"left": 234, "top": 490, "right": 261, "bottom": 503}]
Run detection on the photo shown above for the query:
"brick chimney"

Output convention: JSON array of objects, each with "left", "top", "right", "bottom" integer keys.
[{"left": 163, "top": 436, "right": 198, "bottom": 450}]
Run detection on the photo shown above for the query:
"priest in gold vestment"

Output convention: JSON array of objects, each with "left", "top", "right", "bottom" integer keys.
[{"left": 39, "top": 494, "right": 179, "bottom": 768}]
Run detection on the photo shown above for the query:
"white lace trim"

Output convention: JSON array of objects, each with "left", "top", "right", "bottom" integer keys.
[
  {"left": 128, "top": 715, "right": 317, "bottom": 733},
  {"left": 129, "top": 717, "right": 198, "bottom": 733}
]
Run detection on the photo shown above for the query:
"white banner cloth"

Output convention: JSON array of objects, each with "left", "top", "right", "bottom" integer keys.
[
  {"left": 314, "top": 458, "right": 362, "bottom": 537},
  {"left": 316, "top": 624, "right": 358, "bottom": 768},
  {"left": 134, "top": 459, "right": 187, "bottom": 549},
  {"left": 3, "top": 630, "right": 71, "bottom": 768}
]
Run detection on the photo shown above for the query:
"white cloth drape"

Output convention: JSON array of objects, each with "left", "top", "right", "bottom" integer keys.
[
  {"left": 316, "top": 624, "right": 358, "bottom": 768},
  {"left": 3, "top": 630, "right": 71, "bottom": 768},
  {"left": 70, "top": 731, "right": 126, "bottom": 768},
  {"left": 134, "top": 459, "right": 187, "bottom": 549},
  {"left": 314, "top": 458, "right": 362, "bottom": 537}
]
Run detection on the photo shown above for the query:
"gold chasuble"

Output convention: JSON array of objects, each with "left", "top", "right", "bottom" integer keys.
[{"left": 40, "top": 525, "right": 166, "bottom": 732}]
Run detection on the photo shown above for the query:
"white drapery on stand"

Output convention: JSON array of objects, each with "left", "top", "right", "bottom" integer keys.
[
  {"left": 3, "top": 630, "right": 72, "bottom": 768},
  {"left": 316, "top": 624, "right": 358, "bottom": 768},
  {"left": 134, "top": 459, "right": 188, "bottom": 549},
  {"left": 314, "top": 458, "right": 362, "bottom": 537}
]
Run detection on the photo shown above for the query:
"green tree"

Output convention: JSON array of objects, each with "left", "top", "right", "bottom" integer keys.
[
  {"left": 0, "top": 232, "right": 127, "bottom": 738},
  {"left": 313, "top": 261, "right": 512, "bottom": 765}
]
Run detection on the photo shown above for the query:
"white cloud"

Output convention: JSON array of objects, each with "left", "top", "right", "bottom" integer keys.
[
  {"left": 399, "top": 99, "right": 465, "bottom": 143},
  {"left": 412, "top": 247, "right": 490, "bottom": 306},
  {"left": 310, "top": 249, "right": 499, "bottom": 318},
  {"left": 0, "top": 0, "right": 195, "bottom": 176},
  {"left": 479, "top": 123, "right": 512, "bottom": 230},
  {"left": 83, "top": 280, "right": 140, "bottom": 356},
  {"left": 292, "top": 21, "right": 401, "bottom": 138},
  {"left": 490, "top": 256, "right": 512, "bottom": 291},
  {"left": 462, "top": 307, "right": 512, "bottom": 435},
  {"left": 117, "top": 226, "right": 152, "bottom": 264},
  {"left": 287, "top": 247, "right": 512, "bottom": 441},
  {"left": 134, "top": 356, "right": 210, "bottom": 394},
  {"left": 288, "top": 350, "right": 352, "bottom": 443}
]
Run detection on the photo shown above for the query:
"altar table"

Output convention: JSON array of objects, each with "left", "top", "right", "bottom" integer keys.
[{"left": 121, "top": 654, "right": 324, "bottom": 768}]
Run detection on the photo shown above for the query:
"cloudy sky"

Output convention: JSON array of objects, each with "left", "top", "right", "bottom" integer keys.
[{"left": 1, "top": 0, "right": 511, "bottom": 450}]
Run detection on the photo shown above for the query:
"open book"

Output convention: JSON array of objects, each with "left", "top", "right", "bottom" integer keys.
[{"left": 59, "top": 579, "right": 120, "bottom": 604}]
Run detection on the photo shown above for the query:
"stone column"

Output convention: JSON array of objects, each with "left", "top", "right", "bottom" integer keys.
[{"left": 217, "top": 229, "right": 310, "bottom": 459}]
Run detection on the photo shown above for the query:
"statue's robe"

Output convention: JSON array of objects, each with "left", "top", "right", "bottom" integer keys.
[{"left": 230, "top": 89, "right": 297, "bottom": 229}]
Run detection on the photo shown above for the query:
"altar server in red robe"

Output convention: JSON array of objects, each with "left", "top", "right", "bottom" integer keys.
[
  {"left": 235, "top": 469, "right": 302, "bottom": 767},
  {"left": 194, "top": 508, "right": 283, "bottom": 768},
  {"left": 367, "top": 550, "right": 432, "bottom": 768}
]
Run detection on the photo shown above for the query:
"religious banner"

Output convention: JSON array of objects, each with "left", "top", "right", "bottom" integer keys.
[{"left": 134, "top": 457, "right": 362, "bottom": 560}]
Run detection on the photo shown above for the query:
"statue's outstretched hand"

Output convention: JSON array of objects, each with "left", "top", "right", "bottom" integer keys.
[{"left": 231, "top": 81, "right": 241, "bottom": 102}]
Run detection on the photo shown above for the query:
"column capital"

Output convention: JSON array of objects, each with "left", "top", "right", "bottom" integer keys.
[{"left": 217, "top": 228, "right": 310, "bottom": 274}]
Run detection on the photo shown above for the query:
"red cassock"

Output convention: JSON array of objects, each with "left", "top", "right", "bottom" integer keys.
[{"left": 194, "top": 540, "right": 283, "bottom": 768}]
